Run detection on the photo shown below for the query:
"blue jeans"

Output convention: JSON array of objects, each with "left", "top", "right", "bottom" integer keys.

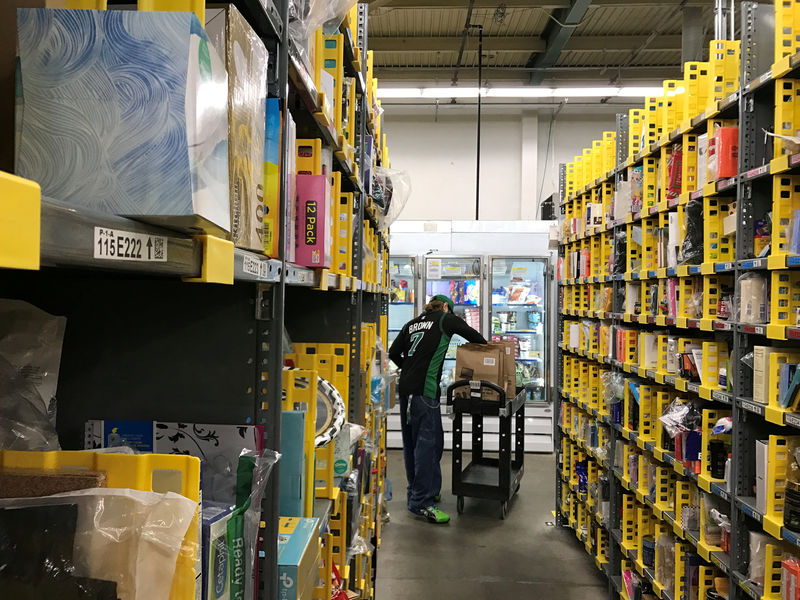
[{"left": 400, "top": 395, "right": 444, "bottom": 512}]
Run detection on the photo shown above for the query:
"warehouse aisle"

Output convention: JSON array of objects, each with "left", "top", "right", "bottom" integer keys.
[{"left": 376, "top": 451, "right": 608, "bottom": 599}]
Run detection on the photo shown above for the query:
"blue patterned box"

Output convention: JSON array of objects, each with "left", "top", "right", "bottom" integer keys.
[{"left": 15, "top": 8, "right": 230, "bottom": 234}]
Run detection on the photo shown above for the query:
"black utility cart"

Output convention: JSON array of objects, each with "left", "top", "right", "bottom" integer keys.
[{"left": 446, "top": 380, "right": 526, "bottom": 519}]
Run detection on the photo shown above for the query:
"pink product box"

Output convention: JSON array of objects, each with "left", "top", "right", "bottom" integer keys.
[{"left": 295, "top": 174, "right": 332, "bottom": 268}]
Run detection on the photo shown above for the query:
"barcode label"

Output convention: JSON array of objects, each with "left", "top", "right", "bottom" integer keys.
[
  {"left": 242, "top": 254, "right": 270, "bottom": 278},
  {"left": 94, "top": 227, "right": 167, "bottom": 262}
]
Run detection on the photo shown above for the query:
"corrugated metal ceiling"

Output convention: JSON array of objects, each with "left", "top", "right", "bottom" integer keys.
[{"left": 370, "top": 2, "right": 718, "bottom": 82}]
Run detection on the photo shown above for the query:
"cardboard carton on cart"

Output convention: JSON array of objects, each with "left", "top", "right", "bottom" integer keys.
[{"left": 454, "top": 342, "right": 516, "bottom": 401}]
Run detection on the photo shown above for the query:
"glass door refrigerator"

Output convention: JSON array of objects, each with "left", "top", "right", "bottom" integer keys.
[
  {"left": 388, "top": 256, "right": 418, "bottom": 348},
  {"left": 423, "top": 255, "right": 483, "bottom": 393},
  {"left": 387, "top": 256, "right": 418, "bottom": 449},
  {"left": 489, "top": 257, "right": 548, "bottom": 403}
]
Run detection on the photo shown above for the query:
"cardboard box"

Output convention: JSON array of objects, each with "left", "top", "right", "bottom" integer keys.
[
  {"left": 202, "top": 502, "right": 234, "bottom": 600},
  {"left": 295, "top": 174, "right": 331, "bottom": 268},
  {"left": 16, "top": 8, "right": 230, "bottom": 234},
  {"left": 752, "top": 346, "right": 776, "bottom": 404},
  {"left": 756, "top": 439, "right": 768, "bottom": 515},
  {"left": 277, "top": 517, "right": 321, "bottom": 600},
  {"left": 206, "top": 5, "right": 268, "bottom": 250},
  {"left": 454, "top": 343, "right": 515, "bottom": 400},
  {"left": 263, "top": 97, "right": 281, "bottom": 258}
]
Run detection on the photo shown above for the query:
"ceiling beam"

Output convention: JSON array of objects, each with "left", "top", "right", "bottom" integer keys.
[
  {"left": 368, "top": 34, "right": 682, "bottom": 53},
  {"left": 526, "top": 0, "right": 592, "bottom": 85},
  {"left": 374, "top": 65, "right": 683, "bottom": 81},
  {"left": 368, "top": 0, "right": 705, "bottom": 8},
  {"left": 370, "top": 36, "right": 546, "bottom": 53}
]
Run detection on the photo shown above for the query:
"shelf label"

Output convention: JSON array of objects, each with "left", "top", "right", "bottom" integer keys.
[
  {"left": 712, "top": 390, "right": 732, "bottom": 404},
  {"left": 741, "top": 400, "right": 764, "bottom": 416},
  {"left": 93, "top": 227, "right": 167, "bottom": 262},
  {"left": 242, "top": 254, "right": 270, "bottom": 278},
  {"left": 786, "top": 413, "right": 800, "bottom": 428}
]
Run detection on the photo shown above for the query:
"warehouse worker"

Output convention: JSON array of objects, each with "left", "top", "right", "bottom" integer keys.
[{"left": 388, "top": 294, "right": 487, "bottom": 524}]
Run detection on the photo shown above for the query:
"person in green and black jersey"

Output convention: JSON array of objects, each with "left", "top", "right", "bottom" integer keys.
[{"left": 388, "top": 294, "right": 486, "bottom": 523}]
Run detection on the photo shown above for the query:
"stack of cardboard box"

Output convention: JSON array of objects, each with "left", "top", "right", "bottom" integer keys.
[{"left": 453, "top": 341, "right": 517, "bottom": 401}]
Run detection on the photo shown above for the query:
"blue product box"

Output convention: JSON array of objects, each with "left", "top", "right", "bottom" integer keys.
[
  {"left": 15, "top": 8, "right": 230, "bottom": 234},
  {"left": 277, "top": 517, "right": 320, "bottom": 600}
]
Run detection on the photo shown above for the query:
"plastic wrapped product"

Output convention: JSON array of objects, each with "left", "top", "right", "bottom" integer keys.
[
  {"left": 735, "top": 273, "right": 769, "bottom": 324},
  {"left": 374, "top": 167, "right": 412, "bottom": 231},
  {"left": 0, "top": 488, "right": 198, "bottom": 600},
  {"left": 748, "top": 531, "right": 774, "bottom": 584},
  {"left": 0, "top": 356, "right": 59, "bottom": 451},
  {"left": 613, "top": 229, "right": 627, "bottom": 275},
  {"left": 678, "top": 197, "right": 704, "bottom": 265},
  {"left": 289, "top": 0, "right": 357, "bottom": 72},
  {"left": 0, "top": 299, "right": 66, "bottom": 427},
  {"left": 656, "top": 535, "right": 675, "bottom": 594}
]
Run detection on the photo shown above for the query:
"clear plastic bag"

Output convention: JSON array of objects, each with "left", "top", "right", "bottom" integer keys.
[
  {"left": 0, "top": 299, "right": 66, "bottom": 425},
  {"left": 688, "top": 289, "right": 703, "bottom": 319},
  {"left": 0, "top": 488, "right": 197, "bottom": 600},
  {"left": 232, "top": 448, "right": 280, "bottom": 600},
  {"left": 0, "top": 355, "right": 59, "bottom": 451},
  {"left": 678, "top": 197, "right": 704, "bottom": 265},
  {"left": 289, "top": 0, "right": 357, "bottom": 72},
  {"left": 659, "top": 399, "right": 691, "bottom": 439},
  {"left": 612, "top": 229, "right": 627, "bottom": 275},
  {"left": 748, "top": 531, "right": 773, "bottom": 584},
  {"left": 735, "top": 272, "right": 769, "bottom": 324},
  {"left": 741, "top": 351, "right": 754, "bottom": 370},
  {"left": 656, "top": 535, "right": 675, "bottom": 595},
  {"left": 374, "top": 167, "right": 411, "bottom": 231}
]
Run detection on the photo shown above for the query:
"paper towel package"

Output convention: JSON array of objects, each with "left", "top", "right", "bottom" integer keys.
[
  {"left": 15, "top": 8, "right": 230, "bottom": 234},
  {"left": 206, "top": 5, "right": 268, "bottom": 250}
]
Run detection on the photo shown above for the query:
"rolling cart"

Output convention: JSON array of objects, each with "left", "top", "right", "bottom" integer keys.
[{"left": 446, "top": 380, "right": 526, "bottom": 519}]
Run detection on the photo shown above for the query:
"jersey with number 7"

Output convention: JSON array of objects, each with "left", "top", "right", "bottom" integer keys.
[{"left": 388, "top": 309, "right": 487, "bottom": 399}]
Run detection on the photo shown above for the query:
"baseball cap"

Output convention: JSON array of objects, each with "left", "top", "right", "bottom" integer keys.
[{"left": 432, "top": 294, "right": 455, "bottom": 312}]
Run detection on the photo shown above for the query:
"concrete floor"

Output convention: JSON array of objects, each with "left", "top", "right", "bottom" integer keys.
[{"left": 376, "top": 450, "right": 608, "bottom": 599}]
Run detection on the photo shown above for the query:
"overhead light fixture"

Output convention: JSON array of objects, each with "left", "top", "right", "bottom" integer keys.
[
  {"left": 420, "top": 87, "right": 485, "bottom": 98},
  {"left": 377, "top": 86, "right": 669, "bottom": 99},
  {"left": 377, "top": 88, "right": 423, "bottom": 98},
  {"left": 486, "top": 87, "right": 554, "bottom": 98}
]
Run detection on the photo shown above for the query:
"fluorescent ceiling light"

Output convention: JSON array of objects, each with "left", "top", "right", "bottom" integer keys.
[
  {"left": 617, "top": 86, "right": 665, "bottom": 97},
  {"left": 420, "top": 87, "right": 484, "bottom": 98},
  {"left": 377, "top": 86, "right": 668, "bottom": 99},
  {"left": 377, "top": 88, "right": 423, "bottom": 98},
  {"left": 486, "top": 87, "right": 554, "bottom": 98}
]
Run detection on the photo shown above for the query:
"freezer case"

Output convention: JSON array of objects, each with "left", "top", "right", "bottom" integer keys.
[
  {"left": 489, "top": 256, "right": 553, "bottom": 452},
  {"left": 388, "top": 255, "right": 418, "bottom": 348},
  {"left": 423, "top": 255, "right": 483, "bottom": 393}
]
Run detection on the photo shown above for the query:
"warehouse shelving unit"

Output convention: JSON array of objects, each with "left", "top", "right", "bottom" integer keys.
[
  {"left": 555, "top": 3, "right": 800, "bottom": 600},
  {"left": 0, "top": 2, "right": 390, "bottom": 600}
]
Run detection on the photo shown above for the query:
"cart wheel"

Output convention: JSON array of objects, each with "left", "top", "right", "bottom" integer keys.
[
  {"left": 457, "top": 496, "right": 464, "bottom": 514},
  {"left": 500, "top": 501, "right": 508, "bottom": 520}
]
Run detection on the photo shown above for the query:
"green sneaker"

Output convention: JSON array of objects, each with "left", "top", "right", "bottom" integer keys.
[{"left": 413, "top": 505, "right": 450, "bottom": 524}]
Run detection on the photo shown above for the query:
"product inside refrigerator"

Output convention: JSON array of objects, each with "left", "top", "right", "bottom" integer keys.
[
  {"left": 425, "top": 257, "right": 483, "bottom": 393},
  {"left": 388, "top": 257, "right": 417, "bottom": 346},
  {"left": 490, "top": 258, "right": 547, "bottom": 402}
]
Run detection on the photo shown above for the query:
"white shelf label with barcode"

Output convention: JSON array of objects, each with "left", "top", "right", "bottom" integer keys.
[
  {"left": 94, "top": 227, "right": 167, "bottom": 262},
  {"left": 242, "top": 254, "right": 270, "bottom": 278}
]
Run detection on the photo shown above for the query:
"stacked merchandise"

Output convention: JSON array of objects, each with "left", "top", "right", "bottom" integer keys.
[
  {"left": 557, "top": 4, "right": 800, "bottom": 599},
  {"left": 0, "top": 2, "right": 392, "bottom": 600}
]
